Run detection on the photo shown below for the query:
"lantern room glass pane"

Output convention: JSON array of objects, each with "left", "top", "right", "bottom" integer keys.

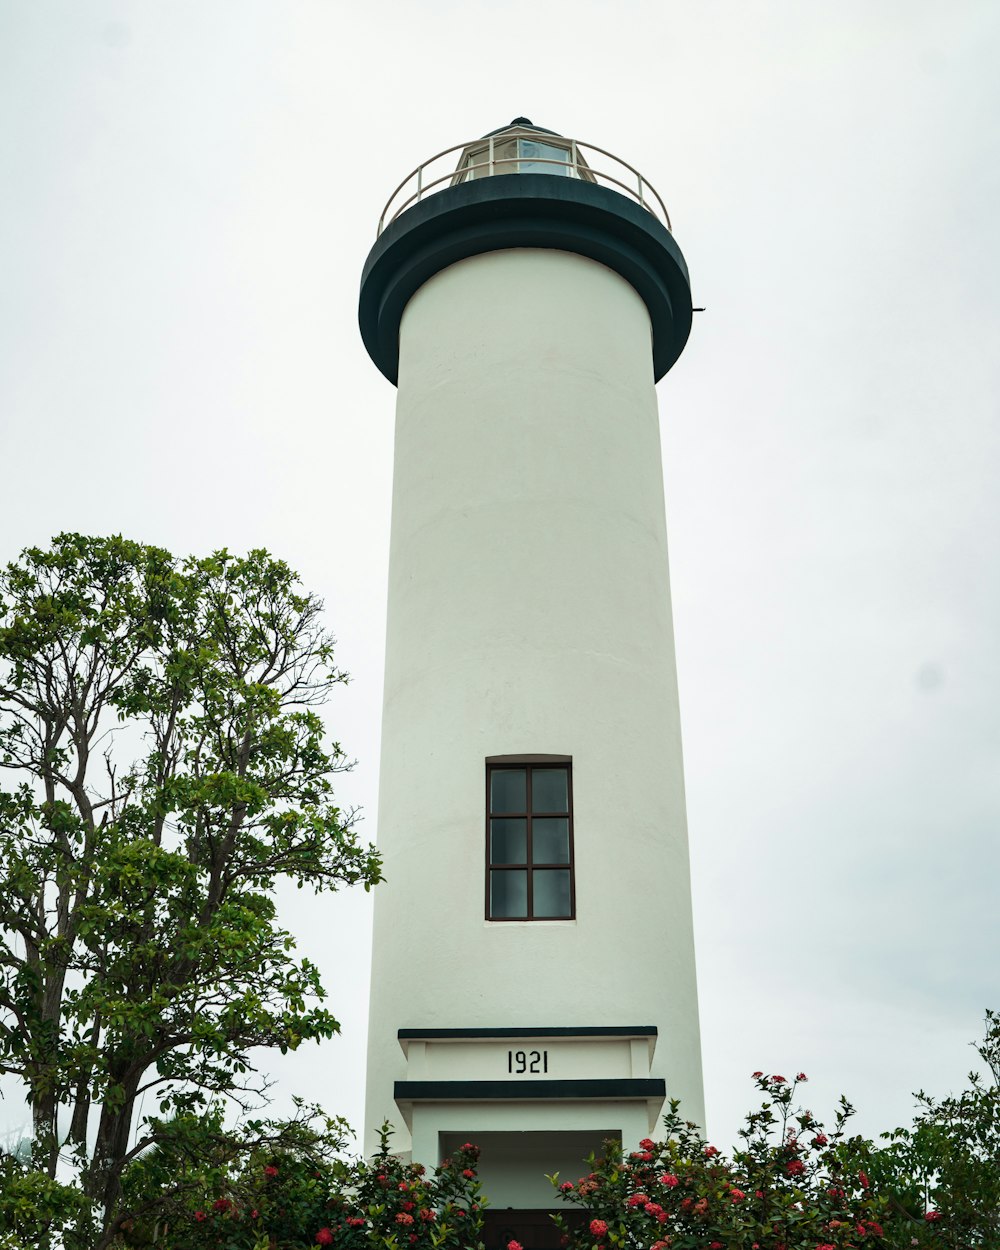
[
  {"left": 491, "top": 769, "right": 526, "bottom": 813},
  {"left": 491, "top": 870, "right": 528, "bottom": 919},
  {"left": 532, "top": 817, "right": 570, "bottom": 864},
  {"left": 532, "top": 869, "right": 572, "bottom": 918},
  {"left": 531, "top": 769, "right": 568, "bottom": 813},
  {"left": 518, "top": 138, "right": 572, "bottom": 175},
  {"left": 491, "top": 819, "right": 527, "bottom": 864}
]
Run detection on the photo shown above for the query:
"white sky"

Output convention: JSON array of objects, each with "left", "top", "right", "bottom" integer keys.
[{"left": 1, "top": 1, "right": 999, "bottom": 1157}]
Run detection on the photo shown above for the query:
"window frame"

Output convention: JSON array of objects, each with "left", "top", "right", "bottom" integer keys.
[{"left": 485, "top": 756, "right": 575, "bottom": 922}]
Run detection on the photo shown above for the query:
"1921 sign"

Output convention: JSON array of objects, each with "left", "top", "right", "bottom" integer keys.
[{"left": 507, "top": 1048, "right": 548, "bottom": 1074}]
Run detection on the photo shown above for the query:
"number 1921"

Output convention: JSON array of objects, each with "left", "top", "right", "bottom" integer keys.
[{"left": 508, "top": 1049, "right": 548, "bottom": 1074}]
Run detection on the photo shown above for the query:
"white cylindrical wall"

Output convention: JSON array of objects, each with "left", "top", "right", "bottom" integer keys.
[{"left": 364, "top": 247, "right": 703, "bottom": 1157}]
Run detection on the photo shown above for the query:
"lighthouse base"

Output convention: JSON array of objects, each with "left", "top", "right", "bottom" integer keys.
[{"left": 482, "top": 1207, "right": 586, "bottom": 1250}]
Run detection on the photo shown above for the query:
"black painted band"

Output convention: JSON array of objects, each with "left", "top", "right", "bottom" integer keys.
[
  {"left": 394, "top": 1079, "right": 666, "bottom": 1102},
  {"left": 359, "top": 175, "right": 692, "bottom": 385},
  {"left": 398, "top": 1026, "right": 656, "bottom": 1040}
]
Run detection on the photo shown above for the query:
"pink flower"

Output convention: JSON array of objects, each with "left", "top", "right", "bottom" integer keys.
[
  {"left": 659, "top": 1173, "right": 679, "bottom": 1187},
  {"left": 315, "top": 1230, "right": 334, "bottom": 1246},
  {"left": 589, "top": 1218, "right": 608, "bottom": 1238},
  {"left": 559, "top": 1181, "right": 574, "bottom": 1191}
]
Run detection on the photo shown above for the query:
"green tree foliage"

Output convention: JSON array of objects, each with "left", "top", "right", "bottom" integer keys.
[
  {"left": 0, "top": 535, "right": 382, "bottom": 1245},
  {"left": 870, "top": 1009, "right": 1000, "bottom": 1248}
]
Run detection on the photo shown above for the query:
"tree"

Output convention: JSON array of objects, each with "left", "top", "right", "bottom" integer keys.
[
  {"left": 0, "top": 534, "right": 382, "bottom": 1246},
  {"left": 870, "top": 1010, "right": 1000, "bottom": 1248}
]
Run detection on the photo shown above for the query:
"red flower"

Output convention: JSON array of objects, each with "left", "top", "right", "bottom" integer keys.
[
  {"left": 316, "top": 1230, "right": 334, "bottom": 1246},
  {"left": 194, "top": 1211, "right": 206, "bottom": 1222},
  {"left": 507, "top": 1242, "right": 524, "bottom": 1250},
  {"left": 703, "top": 1145, "right": 719, "bottom": 1158},
  {"left": 396, "top": 1212, "right": 414, "bottom": 1225},
  {"left": 347, "top": 1216, "right": 366, "bottom": 1227},
  {"left": 814, "top": 1133, "right": 828, "bottom": 1147},
  {"left": 250, "top": 1209, "right": 259, "bottom": 1220},
  {"left": 398, "top": 1182, "right": 409, "bottom": 1191},
  {"left": 752, "top": 1070, "right": 764, "bottom": 1079},
  {"left": 627, "top": 1193, "right": 648, "bottom": 1208},
  {"left": 659, "top": 1173, "right": 679, "bottom": 1187},
  {"left": 786, "top": 1159, "right": 806, "bottom": 1176},
  {"left": 730, "top": 1188, "right": 745, "bottom": 1202},
  {"left": 710, "top": 1243, "right": 723, "bottom": 1249},
  {"left": 212, "top": 1197, "right": 231, "bottom": 1212},
  {"left": 796, "top": 1072, "right": 808, "bottom": 1082},
  {"left": 639, "top": 1137, "right": 656, "bottom": 1151},
  {"left": 771, "top": 1074, "right": 787, "bottom": 1084},
  {"left": 589, "top": 1218, "right": 608, "bottom": 1238},
  {"left": 925, "top": 1210, "right": 942, "bottom": 1222},
  {"left": 559, "top": 1181, "right": 574, "bottom": 1191},
  {"left": 462, "top": 1168, "right": 475, "bottom": 1178},
  {"left": 858, "top": 1170, "right": 870, "bottom": 1189},
  {"left": 264, "top": 1165, "right": 279, "bottom": 1177}
]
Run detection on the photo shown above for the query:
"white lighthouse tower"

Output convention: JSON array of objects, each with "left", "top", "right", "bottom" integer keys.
[{"left": 359, "top": 119, "right": 703, "bottom": 1249}]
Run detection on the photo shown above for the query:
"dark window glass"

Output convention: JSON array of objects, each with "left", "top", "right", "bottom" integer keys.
[
  {"left": 491, "top": 870, "right": 528, "bottom": 918},
  {"left": 491, "top": 769, "right": 527, "bottom": 814},
  {"left": 532, "top": 869, "right": 572, "bottom": 918},
  {"left": 532, "top": 817, "right": 570, "bottom": 864},
  {"left": 487, "top": 762, "right": 574, "bottom": 920},
  {"left": 531, "top": 768, "right": 568, "bottom": 812},
  {"left": 490, "top": 818, "right": 527, "bottom": 864}
]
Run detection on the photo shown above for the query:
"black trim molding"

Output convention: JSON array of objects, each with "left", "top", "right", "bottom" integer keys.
[
  {"left": 398, "top": 1026, "right": 656, "bottom": 1040},
  {"left": 394, "top": 1078, "right": 665, "bottom": 1102},
  {"left": 359, "top": 175, "right": 692, "bottom": 385}
]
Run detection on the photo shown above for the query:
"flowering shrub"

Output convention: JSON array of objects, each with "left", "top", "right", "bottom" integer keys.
[
  {"left": 115, "top": 1120, "right": 485, "bottom": 1249},
  {"left": 552, "top": 1078, "right": 890, "bottom": 1250}
]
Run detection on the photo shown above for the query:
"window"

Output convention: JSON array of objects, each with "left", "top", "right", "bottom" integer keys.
[{"left": 487, "top": 759, "right": 574, "bottom": 920}]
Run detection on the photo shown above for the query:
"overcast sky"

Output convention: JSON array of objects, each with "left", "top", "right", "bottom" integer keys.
[{"left": 1, "top": 1, "right": 999, "bottom": 1158}]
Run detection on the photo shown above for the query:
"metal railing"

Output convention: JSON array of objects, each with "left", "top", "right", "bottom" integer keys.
[{"left": 376, "top": 132, "right": 672, "bottom": 236}]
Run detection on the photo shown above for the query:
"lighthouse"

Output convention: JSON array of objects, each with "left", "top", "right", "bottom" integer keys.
[{"left": 359, "top": 119, "right": 703, "bottom": 1247}]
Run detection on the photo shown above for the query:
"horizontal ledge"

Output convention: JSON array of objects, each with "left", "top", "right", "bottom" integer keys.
[
  {"left": 398, "top": 1026, "right": 657, "bottom": 1040},
  {"left": 395, "top": 1079, "right": 666, "bottom": 1102}
]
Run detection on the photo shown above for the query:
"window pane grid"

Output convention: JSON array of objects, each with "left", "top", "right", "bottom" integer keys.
[{"left": 487, "top": 763, "right": 573, "bottom": 921}]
